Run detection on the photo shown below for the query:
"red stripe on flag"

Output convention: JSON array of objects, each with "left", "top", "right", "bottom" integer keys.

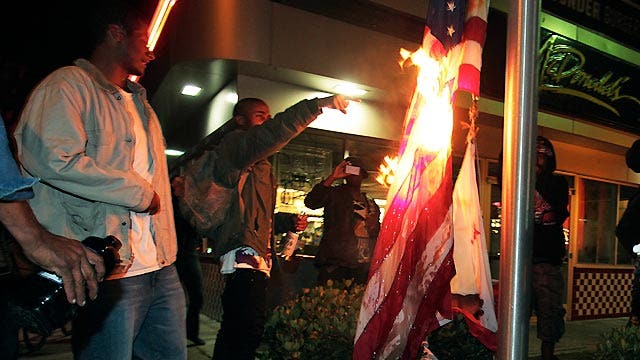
[
  {"left": 354, "top": 156, "right": 453, "bottom": 360},
  {"left": 457, "top": 63, "right": 481, "bottom": 96},
  {"left": 368, "top": 182, "right": 413, "bottom": 275},
  {"left": 463, "top": 16, "right": 487, "bottom": 46},
  {"left": 402, "top": 251, "right": 455, "bottom": 359},
  {"left": 423, "top": 28, "right": 447, "bottom": 60}
]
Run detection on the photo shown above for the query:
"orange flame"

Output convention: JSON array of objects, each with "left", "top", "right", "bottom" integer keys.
[
  {"left": 378, "top": 46, "right": 455, "bottom": 188},
  {"left": 376, "top": 155, "right": 399, "bottom": 188}
]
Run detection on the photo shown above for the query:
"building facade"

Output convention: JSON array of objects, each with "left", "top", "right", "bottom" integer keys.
[{"left": 150, "top": 0, "right": 640, "bottom": 321}]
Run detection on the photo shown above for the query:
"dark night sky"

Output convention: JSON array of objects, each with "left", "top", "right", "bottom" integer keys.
[{"left": 3, "top": 2, "right": 97, "bottom": 79}]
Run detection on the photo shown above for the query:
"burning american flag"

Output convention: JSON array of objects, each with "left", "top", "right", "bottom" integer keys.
[{"left": 353, "top": 1, "right": 489, "bottom": 359}]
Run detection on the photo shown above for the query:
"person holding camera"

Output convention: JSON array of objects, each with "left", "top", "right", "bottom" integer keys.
[{"left": 304, "top": 157, "right": 381, "bottom": 285}]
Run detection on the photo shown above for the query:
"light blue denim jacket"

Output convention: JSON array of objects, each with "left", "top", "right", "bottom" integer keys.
[
  {"left": 0, "top": 117, "right": 37, "bottom": 201},
  {"left": 14, "top": 59, "right": 177, "bottom": 267}
]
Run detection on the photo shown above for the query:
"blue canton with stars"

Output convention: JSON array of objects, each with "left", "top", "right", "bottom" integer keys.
[{"left": 427, "top": 0, "right": 467, "bottom": 51}]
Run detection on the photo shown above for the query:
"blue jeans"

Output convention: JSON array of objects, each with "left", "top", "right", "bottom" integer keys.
[{"left": 72, "top": 265, "right": 187, "bottom": 360}]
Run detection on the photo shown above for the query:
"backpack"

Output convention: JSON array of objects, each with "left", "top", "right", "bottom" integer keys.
[
  {"left": 175, "top": 120, "right": 246, "bottom": 239},
  {"left": 615, "top": 190, "right": 640, "bottom": 256},
  {"left": 177, "top": 149, "right": 249, "bottom": 239}
]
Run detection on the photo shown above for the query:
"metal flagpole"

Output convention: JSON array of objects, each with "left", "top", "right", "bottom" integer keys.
[{"left": 498, "top": 0, "right": 540, "bottom": 359}]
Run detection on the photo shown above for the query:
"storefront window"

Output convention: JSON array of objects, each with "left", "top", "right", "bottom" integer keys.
[
  {"left": 486, "top": 164, "right": 573, "bottom": 279},
  {"left": 487, "top": 160, "right": 501, "bottom": 279},
  {"left": 272, "top": 128, "right": 396, "bottom": 257},
  {"left": 576, "top": 179, "right": 631, "bottom": 265},
  {"left": 616, "top": 185, "right": 638, "bottom": 265}
]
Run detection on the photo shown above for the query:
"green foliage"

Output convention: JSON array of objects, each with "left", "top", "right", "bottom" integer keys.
[
  {"left": 258, "top": 279, "right": 365, "bottom": 360},
  {"left": 425, "top": 313, "right": 494, "bottom": 360},
  {"left": 594, "top": 325, "right": 640, "bottom": 360}
]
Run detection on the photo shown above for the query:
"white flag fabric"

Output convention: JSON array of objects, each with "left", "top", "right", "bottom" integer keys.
[{"left": 451, "top": 138, "right": 497, "bottom": 332}]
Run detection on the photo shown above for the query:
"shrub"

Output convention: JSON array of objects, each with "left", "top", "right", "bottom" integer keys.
[
  {"left": 258, "top": 280, "right": 364, "bottom": 360},
  {"left": 425, "top": 313, "right": 494, "bottom": 360},
  {"left": 594, "top": 325, "right": 640, "bottom": 360}
]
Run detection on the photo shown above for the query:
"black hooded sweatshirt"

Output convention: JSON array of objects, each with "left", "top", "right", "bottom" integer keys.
[{"left": 533, "top": 136, "right": 569, "bottom": 265}]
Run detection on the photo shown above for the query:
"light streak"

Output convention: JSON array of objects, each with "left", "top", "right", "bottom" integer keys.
[{"left": 129, "top": 0, "right": 178, "bottom": 82}]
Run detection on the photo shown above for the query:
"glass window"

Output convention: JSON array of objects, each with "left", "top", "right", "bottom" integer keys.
[
  {"left": 487, "top": 160, "right": 501, "bottom": 279},
  {"left": 616, "top": 185, "right": 638, "bottom": 265},
  {"left": 272, "top": 128, "right": 397, "bottom": 256},
  {"left": 272, "top": 128, "right": 467, "bottom": 258},
  {"left": 576, "top": 179, "right": 617, "bottom": 264},
  {"left": 486, "top": 165, "right": 573, "bottom": 279}
]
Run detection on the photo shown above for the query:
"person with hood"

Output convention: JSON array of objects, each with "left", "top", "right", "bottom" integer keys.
[
  {"left": 304, "top": 157, "right": 381, "bottom": 285},
  {"left": 532, "top": 136, "right": 569, "bottom": 360}
]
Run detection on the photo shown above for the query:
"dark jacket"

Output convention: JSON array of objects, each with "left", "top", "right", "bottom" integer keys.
[
  {"left": 533, "top": 174, "right": 569, "bottom": 264},
  {"left": 534, "top": 136, "right": 569, "bottom": 265},
  {"left": 212, "top": 99, "right": 322, "bottom": 260},
  {"left": 304, "top": 183, "right": 381, "bottom": 268}
]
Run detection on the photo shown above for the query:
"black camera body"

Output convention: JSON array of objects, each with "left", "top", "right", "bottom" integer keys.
[{"left": 9, "top": 235, "right": 121, "bottom": 336}]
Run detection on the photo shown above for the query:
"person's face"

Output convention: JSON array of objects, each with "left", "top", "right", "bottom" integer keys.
[
  {"left": 536, "top": 152, "right": 546, "bottom": 177},
  {"left": 345, "top": 173, "right": 364, "bottom": 187},
  {"left": 241, "top": 103, "right": 271, "bottom": 128},
  {"left": 536, "top": 142, "right": 552, "bottom": 177},
  {"left": 120, "top": 22, "right": 154, "bottom": 76},
  {"left": 171, "top": 177, "right": 185, "bottom": 198}
]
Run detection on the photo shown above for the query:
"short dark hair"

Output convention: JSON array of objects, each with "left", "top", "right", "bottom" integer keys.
[
  {"left": 233, "top": 98, "right": 267, "bottom": 117},
  {"left": 86, "top": 0, "right": 148, "bottom": 53}
]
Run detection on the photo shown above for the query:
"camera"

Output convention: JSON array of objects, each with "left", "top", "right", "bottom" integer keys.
[
  {"left": 345, "top": 164, "right": 360, "bottom": 175},
  {"left": 9, "top": 235, "right": 122, "bottom": 336}
]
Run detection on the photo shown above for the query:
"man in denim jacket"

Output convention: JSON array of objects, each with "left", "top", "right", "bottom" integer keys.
[{"left": 14, "top": 2, "right": 185, "bottom": 359}]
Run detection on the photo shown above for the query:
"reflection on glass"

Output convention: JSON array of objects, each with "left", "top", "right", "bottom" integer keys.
[
  {"left": 577, "top": 179, "right": 617, "bottom": 264},
  {"left": 616, "top": 185, "right": 638, "bottom": 265}
]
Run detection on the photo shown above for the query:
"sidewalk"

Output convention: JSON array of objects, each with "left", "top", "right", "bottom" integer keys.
[
  {"left": 17, "top": 315, "right": 627, "bottom": 359},
  {"left": 527, "top": 317, "right": 627, "bottom": 359},
  {"left": 16, "top": 315, "right": 219, "bottom": 360}
]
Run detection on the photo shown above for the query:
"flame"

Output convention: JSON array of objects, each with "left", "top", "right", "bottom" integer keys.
[
  {"left": 376, "top": 155, "right": 399, "bottom": 187},
  {"left": 378, "top": 47, "right": 455, "bottom": 188}
]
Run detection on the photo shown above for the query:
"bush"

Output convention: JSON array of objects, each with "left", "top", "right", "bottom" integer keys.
[
  {"left": 425, "top": 313, "right": 494, "bottom": 360},
  {"left": 594, "top": 325, "right": 640, "bottom": 360},
  {"left": 258, "top": 280, "right": 365, "bottom": 360}
]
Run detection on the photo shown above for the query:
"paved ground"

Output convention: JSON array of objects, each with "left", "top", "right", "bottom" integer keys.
[
  {"left": 17, "top": 315, "right": 627, "bottom": 359},
  {"left": 528, "top": 317, "right": 627, "bottom": 359}
]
